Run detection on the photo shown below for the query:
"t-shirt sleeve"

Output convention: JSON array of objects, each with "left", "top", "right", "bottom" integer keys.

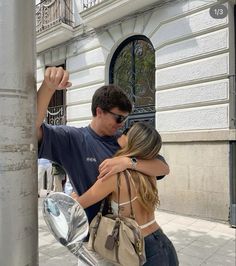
[{"left": 38, "top": 123, "right": 81, "bottom": 166}]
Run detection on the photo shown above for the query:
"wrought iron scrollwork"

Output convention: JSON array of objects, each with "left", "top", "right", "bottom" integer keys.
[
  {"left": 36, "top": 0, "right": 74, "bottom": 33},
  {"left": 47, "top": 105, "right": 66, "bottom": 125},
  {"left": 82, "top": 0, "right": 102, "bottom": 10},
  {"left": 110, "top": 36, "right": 156, "bottom": 126},
  {"left": 42, "top": 0, "right": 57, "bottom": 7}
]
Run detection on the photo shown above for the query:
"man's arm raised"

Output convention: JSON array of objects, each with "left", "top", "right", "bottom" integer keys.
[{"left": 36, "top": 67, "right": 71, "bottom": 142}]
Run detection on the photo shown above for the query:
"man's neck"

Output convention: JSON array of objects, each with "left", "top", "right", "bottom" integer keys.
[{"left": 90, "top": 119, "right": 104, "bottom": 136}]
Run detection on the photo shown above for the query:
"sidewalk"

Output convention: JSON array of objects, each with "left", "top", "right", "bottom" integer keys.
[{"left": 38, "top": 198, "right": 235, "bottom": 266}]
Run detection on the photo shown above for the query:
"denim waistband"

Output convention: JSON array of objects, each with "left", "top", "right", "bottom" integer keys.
[{"left": 144, "top": 228, "right": 164, "bottom": 240}]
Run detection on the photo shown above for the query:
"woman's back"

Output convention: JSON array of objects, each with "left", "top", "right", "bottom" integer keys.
[{"left": 110, "top": 171, "right": 160, "bottom": 237}]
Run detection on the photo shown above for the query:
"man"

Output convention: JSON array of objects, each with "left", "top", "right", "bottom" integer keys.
[{"left": 37, "top": 66, "right": 169, "bottom": 222}]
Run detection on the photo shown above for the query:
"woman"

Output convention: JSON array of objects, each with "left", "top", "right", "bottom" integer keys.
[{"left": 73, "top": 122, "right": 179, "bottom": 265}]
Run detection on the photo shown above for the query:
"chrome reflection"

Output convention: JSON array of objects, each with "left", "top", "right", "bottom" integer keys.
[{"left": 43, "top": 192, "right": 97, "bottom": 265}]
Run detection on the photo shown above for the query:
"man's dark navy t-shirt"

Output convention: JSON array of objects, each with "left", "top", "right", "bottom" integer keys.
[{"left": 39, "top": 123, "right": 120, "bottom": 222}]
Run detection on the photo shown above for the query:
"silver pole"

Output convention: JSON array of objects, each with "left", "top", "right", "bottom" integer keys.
[{"left": 0, "top": 1, "right": 37, "bottom": 266}]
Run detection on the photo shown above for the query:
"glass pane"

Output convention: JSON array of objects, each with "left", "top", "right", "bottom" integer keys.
[
  {"left": 134, "top": 40, "right": 155, "bottom": 107},
  {"left": 113, "top": 42, "right": 133, "bottom": 100}
]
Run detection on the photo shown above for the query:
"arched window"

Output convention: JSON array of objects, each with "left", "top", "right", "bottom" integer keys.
[{"left": 109, "top": 35, "right": 155, "bottom": 126}]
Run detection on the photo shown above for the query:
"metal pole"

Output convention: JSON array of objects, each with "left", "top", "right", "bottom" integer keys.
[
  {"left": 229, "top": 142, "right": 236, "bottom": 227},
  {"left": 0, "top": 1, "right": 37, "bottom": 265}
]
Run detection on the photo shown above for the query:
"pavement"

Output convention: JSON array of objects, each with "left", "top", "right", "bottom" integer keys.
[{"left": 38, "top": 197, "right": 236, "bottom": 266}]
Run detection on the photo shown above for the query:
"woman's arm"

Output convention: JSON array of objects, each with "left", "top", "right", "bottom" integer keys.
[{"left": 72, "top": 174, "right": 116, "bottom": 209}]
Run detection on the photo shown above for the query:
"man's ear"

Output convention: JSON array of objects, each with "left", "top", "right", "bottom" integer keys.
[{"left": 96, "top": 107, "right": 103, "bottom": 117}]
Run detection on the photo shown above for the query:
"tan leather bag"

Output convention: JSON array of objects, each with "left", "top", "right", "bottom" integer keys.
[{"left": 88, "top": 171, "right": 146, "bottom": 266}]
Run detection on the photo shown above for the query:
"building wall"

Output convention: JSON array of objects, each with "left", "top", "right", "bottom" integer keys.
[
  {"left": 159, "top": 141, "right": 230, "bottom": 221},
  {"left": 36, "top": 0, "right": 235, "bottom": 220}
]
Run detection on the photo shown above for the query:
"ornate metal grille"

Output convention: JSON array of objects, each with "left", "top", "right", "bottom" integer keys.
[
  {"left": 82, "top": 0, "right": 103, "bottom": 10},
  {"left": 109, "top": 36, "right": 155, "bottom": 126},
  {"left": 36, "top": 0, "right": 74, "bottom": 33},
  {"left": 47, "top": 105, "right": 66, "bottom": 125},
  {"left": 81, "top": 0, "right": 177, "bottom": 11}
]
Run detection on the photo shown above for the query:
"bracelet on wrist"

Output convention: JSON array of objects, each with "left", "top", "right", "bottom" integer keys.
[{"left": 130, "top": 157, "right": 138, "bottom": 170}]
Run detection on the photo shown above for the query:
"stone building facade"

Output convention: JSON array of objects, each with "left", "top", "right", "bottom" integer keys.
[{"left": 36, "top": 0, "right": 236, "bottom": 224}]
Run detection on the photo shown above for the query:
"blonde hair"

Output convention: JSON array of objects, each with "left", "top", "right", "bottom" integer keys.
[{"left": 115, "top": 122, "right": 162, "bottom": 212}]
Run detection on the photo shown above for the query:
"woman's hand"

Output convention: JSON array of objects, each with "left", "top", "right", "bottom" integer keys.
[
  {"left": 71, "top": 191, "right": 80, "bottom": 202},
  {"left": 97, "top": 156, "right": 130, "bottom": 180}
]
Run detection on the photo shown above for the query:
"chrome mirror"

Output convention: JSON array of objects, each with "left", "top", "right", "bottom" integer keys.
[{"left": 43, "top": 192, "right": 98, "bottom": 265}]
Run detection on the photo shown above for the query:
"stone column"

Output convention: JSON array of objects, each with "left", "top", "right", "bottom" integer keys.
[{"left": 0, "top": 1, "right": 38, "bottom": 265}]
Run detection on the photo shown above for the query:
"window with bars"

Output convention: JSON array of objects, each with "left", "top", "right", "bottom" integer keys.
[{"left": 46, "top": 65, "right": 66, "bottom": 125}]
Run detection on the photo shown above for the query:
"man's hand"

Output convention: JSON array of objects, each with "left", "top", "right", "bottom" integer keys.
[
  {"left": 43, "top": 66, "right": 72, "bottom": 91},
  {"left": 97, "top": 157, "right": 130, "bottom": 180}
]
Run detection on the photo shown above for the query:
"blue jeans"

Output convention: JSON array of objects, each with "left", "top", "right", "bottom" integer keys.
[{"left": 144, "top": 229, "right": 179, "bottom": 266}]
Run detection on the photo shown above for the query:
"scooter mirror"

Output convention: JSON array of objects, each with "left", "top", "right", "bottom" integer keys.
[{"left": 43, "top": 192, "right": 98, "bottom": 265}]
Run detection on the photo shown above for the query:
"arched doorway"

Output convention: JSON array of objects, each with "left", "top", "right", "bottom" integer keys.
[{"left": 109, "top": 35, "right": 155, "bottom": 126}]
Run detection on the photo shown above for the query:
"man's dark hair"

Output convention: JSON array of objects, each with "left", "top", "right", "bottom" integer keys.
[{"left": 91, "top": 84, "right": 132, "bottom": 116}]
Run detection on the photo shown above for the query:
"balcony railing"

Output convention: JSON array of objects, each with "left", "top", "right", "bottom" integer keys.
[
  {"left": 80, "top": 0, "right": 162, "bottom": 28},
  {"left": 82, "top": 0, "right": 103, "bottom": 11},
  {"left": 47, "top": 105, "right": 66, "bottom": 125},
  {"left": 36, "top": 0, "right": 74, "bottom": 33}
]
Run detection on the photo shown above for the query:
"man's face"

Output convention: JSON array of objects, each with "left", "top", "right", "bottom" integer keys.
[{"left": 99, "top": 107, "right": 129, "bottom": 136}]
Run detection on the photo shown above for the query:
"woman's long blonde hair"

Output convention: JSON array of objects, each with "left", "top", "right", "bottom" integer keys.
[{"left": 115, "top": 122, "right": 162, "bottom": 212}]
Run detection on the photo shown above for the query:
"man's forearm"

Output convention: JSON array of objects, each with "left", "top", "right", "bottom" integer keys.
[
  {"left": 129, "top": 158, "right": 170, "bottom": 177},
  {"left": 36, "top": 67, "right": 71, "bottom": 141},
  {"left": 98, "top": 156, "right": 169, "bottom": 180},
  {"left": 36, "top": 81, "right": 55, "bottom": 141}
]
